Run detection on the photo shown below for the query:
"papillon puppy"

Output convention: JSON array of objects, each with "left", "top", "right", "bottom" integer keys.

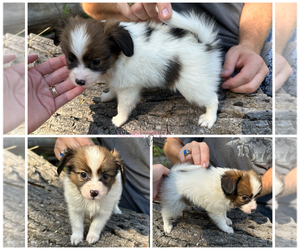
[
  {"left": 57, "top": 145, "right": 126, "bottom": 245},
  {"left": 160, "top": 163, "right": 262, "bottom": 234},
  {"left": 58, "top": 10, "right": 221, "bottom": 128}
]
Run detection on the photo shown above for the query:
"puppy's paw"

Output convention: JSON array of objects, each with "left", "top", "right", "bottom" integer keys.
[
  {"left": 86, "top": 232, "right": 100, "bottom": 245},
  {"left": 221, "top": 226, "right": 234, "bottom": 234},
  {"left": 113, "top": 205, "right": 122, "bottom": 214},
  {"left": 164, "top": 224, "right": 173, "bottom": 234},
  {"left": 112, "top": 115, "right": 127, "bottom": 127},
  {"left": 198, "top": 113, "right": 217, "bottom": 128},
  {"left": 70, "top": 233, "right": 83, "bottom": 246},
  {"left": 226, "top": 217, "right": 232, "bottom": 226},
  {"left": 100, "top": 91, "right": 115, "bottom": 102}
]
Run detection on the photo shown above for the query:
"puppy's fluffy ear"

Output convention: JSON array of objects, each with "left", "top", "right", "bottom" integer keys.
[
  {"left": 221, "top": 170, "right": 242, "bottom": 196},
  {"left": 105, "top": 21, "right": 134, "bottom": 57},
  {"left": 112, "top": 149, "right": 126, "bottom": 186},
  {"left": 57, "top": 149, "right": 74, "bottom": 176}
]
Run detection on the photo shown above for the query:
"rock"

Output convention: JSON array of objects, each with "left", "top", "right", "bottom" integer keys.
[
  {"left": 27, "top": 150, "right": 149, "bottom": 247},
  {"left": 3, "top": 149, "right": 26, "bottom": 247},
  {"left": 153, "top": 204, "right": 272, "bottom": 247}
]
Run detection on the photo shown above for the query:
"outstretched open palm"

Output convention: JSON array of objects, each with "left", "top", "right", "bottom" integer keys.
[{"left": 28, "top": 55, "right": 86, "bottom": 133}]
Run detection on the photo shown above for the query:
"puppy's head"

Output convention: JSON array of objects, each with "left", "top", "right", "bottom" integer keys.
[
  {"left": 57, "top": 145, "right": 126, "bottom": 201},
  {"left": 221, "top": 170, "right": 262, "bottom": 214},
  {"left": 58, "top": 16, "right": 134, "bottom": 87}
]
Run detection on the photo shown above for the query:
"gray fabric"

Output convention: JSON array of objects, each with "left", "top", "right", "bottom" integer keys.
[{"left": 97, "top": 138, "right": 150, "bottom": 214}]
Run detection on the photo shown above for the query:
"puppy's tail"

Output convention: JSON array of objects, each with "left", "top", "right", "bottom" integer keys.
[{"left": 163, "top": 10, "right": 219, "bottom": 48}]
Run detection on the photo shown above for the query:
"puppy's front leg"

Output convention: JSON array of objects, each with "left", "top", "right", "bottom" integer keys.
[
  {"left": 86, "top": 212, "right": 111, "bottom": 245},
  {"left": 69, "top": 211, "right": 85, "bottom": 245},
  {"left": 208, "top": 212, "right": 234, "bottom": 234},
  {"left": 112, "top": 87, "right": 142, "bottom": 127},
  {"left": 100, "top": 89, "right": 117, "bottom": 102}
]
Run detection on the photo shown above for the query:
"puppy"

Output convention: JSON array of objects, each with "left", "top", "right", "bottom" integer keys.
[
  {"left": 160, "top": 163, "right": 262, "bottom": 234},
  {"left": 57, "top": 145, "right": 126, "bottom": 245},
  {"left": 58, "top": 10, "right": 221, "bottom": 128}
]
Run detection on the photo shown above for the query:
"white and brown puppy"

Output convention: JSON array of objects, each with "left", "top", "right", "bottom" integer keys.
[
  {"left": 58, "top": 10, "right": 221, "bottom": 128},
  {"left": 57, "top": 145, "right": 126, "bottom": 245},
  {"left": 160, "top": 163, "right": 262, "bottom": 234}
]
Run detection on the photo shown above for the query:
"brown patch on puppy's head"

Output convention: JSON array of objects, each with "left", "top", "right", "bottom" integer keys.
[{"left": 221, "top": 170, "right": 262, "bottom": 213}]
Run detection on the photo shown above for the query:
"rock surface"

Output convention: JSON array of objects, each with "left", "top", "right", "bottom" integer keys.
[
  {"left": 28, "top": 34, "right": 272, "bottom": 135},
  {"left": 153, "top": 203, "right": 272, "bottom": 247},
  {"left": 3, "top": 149, "right": 26, "bottom": 247},
  {"left": 27, "top": 150, "right": 149, "bottom": 247}
]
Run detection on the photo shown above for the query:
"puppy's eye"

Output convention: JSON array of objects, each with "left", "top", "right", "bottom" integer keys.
[
  {"left": 102, "top": 173, "right": 109, "bottom": 180},
  {"left": 80, "top": 172, "right": 87, "bottom": 179},
  {"left": 67, "top": 56, "right": 74, "bottom": 63},
  {"left": 91, "top": 59, "right": 100, "bottom": 66},
  {"left": 242, "top": 195, "right": 249, "bottom": 201}
]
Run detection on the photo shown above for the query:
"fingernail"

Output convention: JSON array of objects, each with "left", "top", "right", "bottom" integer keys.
[
  {"left": 161, "top": 8, "right": 169, "bottom": 18},
  {"left": 202, "top": 163, "right": 206, "bottom": 168},
  {"left": 221, "top": 69, "right": 229, "bottom": 75},
  {"left": 222, "top": 84, "right": 229, "bottom": 89}
]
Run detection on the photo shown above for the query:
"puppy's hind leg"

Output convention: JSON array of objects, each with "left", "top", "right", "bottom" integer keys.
[
  {"left": 112, "top": 87, "right": 142, "bottom": 127},
  {"left": 198, "top": 96, "right": 218, "bottom": 128},
  {"left": 161, "top": 201, "right": 186, "bottom": 233}
]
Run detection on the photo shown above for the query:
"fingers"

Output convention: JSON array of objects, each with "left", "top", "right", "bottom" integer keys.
[
  {"left": 44, "top": 66, "right": 70, "bottom": 87},
  {"left": 221, "top": 45, "right": 269, "bottom": 94},
  {"left": 178, "top": 142, "right": 210, "bottom": 167},
  {"left": 157, "top": 3, "right": 172, "bottom": 20},
  {"left": 33, "top": 55, "right": 67, "bottom": 76},
  {"left": 153, "top": 164, "right": 170, "bottom": 200},
  {"left": 275, "top": 53, "right": 293, "bottom": 91},
  {"left": 28, "top": 54, "right": 38, "bottom": 64},
  {"left": 3, "top": 54, "right": 16, "bottom": 64},
  {"left": 54, "top": 84, "right": 86, "bottom": 110},
  {"left": 118, "top": 3, "right": 171, "bottom": 21}
]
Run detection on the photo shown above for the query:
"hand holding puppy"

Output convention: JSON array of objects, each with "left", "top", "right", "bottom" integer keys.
[
  {"left": 153, "top": 164, "right": 170, "bottom": 201},
  {"left": 117, "top": 3, "right": 172, "bottom": 21}
]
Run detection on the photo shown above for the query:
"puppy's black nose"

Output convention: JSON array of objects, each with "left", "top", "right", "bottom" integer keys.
[
  {"left": 251, "top": 208, "right": 256, "bottom": 213},
  {"left": 76, "top": 79, "right": 86, "bottom": 86},
  {"left": 90, "top": 190, "right": 99, "bottom": 198}
]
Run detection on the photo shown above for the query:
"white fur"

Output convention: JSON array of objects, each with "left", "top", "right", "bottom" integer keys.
[
  {"left": 67, "top": 10, "right": 221, "bottom": 128},
  {"left": 160, "top": 163, "right": 259, "bottom": 234},
  {"left": 63, "top": 167, "right": 122, "bottom": 245}
]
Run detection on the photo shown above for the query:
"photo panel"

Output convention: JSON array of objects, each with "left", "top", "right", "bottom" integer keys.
[{"left": 27, "top": 137, "right": 150, "bottom": 247}]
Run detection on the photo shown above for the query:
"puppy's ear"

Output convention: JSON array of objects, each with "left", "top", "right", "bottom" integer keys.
[
  {"left": 221, "top": 170, "right": 242, "bottom": 196},
  {"left": 105, "top": 21, "right": 134, "bottom": 57},
  {"left": 57, "top": 149, "right": 74, "bottom": 176},
  {"left": 112, "top": 149, "right": 126, "bottom": 186}
]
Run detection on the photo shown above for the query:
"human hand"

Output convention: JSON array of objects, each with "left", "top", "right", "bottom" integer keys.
[
  {"left": 221, "top": 45, "right": 269, "bottom": 94},
  {"left": 3, "top": 54, "right": 27, "bottom": 134},
  {"left": 153, "top": 164, "right": 170, "bottom": 201},
  {"left": 275, "top": 52, "right": 293, "bottom": 91},
  {"left": 54, "top": 137, "right": 95, "bottom": 160},
  {"left": 178, "top": 141, "right": 209, "bottom": 167},
  {"left": 28, "top": 55, "right": 86, "bottom": 134},
  {"left": 117, "top": 3, "right": 172, "bottom": 21}
]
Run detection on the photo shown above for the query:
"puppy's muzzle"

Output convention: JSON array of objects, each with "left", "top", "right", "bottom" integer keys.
[{"left": 76, "top": 79, "right": 86, "bottom": 86}]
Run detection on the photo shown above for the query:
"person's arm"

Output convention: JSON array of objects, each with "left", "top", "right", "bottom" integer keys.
[
  {"left": 259, "top": 167, "right": 273, "bottom": 197},
  {"left": 278, "top": 167, "right": 297, "bottom": 198},
  {"left": 222, "top": 3, "right": 272, "bottom": 94}
]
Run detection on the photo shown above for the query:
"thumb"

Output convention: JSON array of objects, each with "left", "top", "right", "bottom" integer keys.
[
  {"left": 221, "top": 49, "right": 239, "bottom": 78},
  {"left": 157, "top": 3, "right": 172, "bottom": 20},
  {"left": 3, "top": 54, "right": 16, "bottom": 64},
  {"left": 28, "top": 54, "right": 38, "bottom": 64}
]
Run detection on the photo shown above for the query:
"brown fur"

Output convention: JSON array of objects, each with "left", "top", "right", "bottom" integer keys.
[
  {"left": 59, "top": 16, "right": 133, "bottom": 73},
  {"left": 221, "top": 170, "right": 261, "bottom": 208},
  {"left": 57, "top": 145, "right": 126, "bottom": 192}
]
